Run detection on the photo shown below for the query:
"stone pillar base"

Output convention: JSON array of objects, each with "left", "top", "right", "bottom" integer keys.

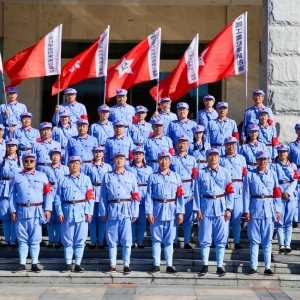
[{"left": 274, "top": 115, "right": 299, "bottom": 144}]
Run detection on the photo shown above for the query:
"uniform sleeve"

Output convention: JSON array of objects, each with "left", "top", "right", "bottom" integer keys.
[
  {"left": 273, "top": 172, "right": 282, "bottom": 213},
  {"left": 285, "top": 167, "right": 298, "bottom": 199},
  {"left": 243, "top": 173, "right": 251, "bottom": 214},
  {"left": 193, "top": 172, "right": 201, "bottom": 211},
  {"left": 130, "top": 174, "right": 139, "bottom": 218},
  {"left": 43, "top": 180, "right": 53, "bottom": 211},
  {"left": 9, "top": 177, "right": 17, "bottom": 213},
  {"left": 241, "top": 111, "right": 248, "bottom": 141},
  {"left": 54, "top": 181, "right": 63, "bottom": 217},
  {"left": 64, "top": 139, "right": 71, "bottom": 166},
  {"left": 104, "top": 140, "right": 110, "bottom": 164},
  {"left": 99, "top": 174, "right": 108, "bottom": 217},
  {"left": 145, "top": 175, "right": 154, "bottom": 215},
  {"left": 175, "top": 176, "right": 185, "bottom": 215},
  {"left": 224, "top": 171, "right": 234, "bottom": 210},
  {"left": 84, "top": 176, "right": 94, "bottom": 216},
  {"left": 52, "top": 111, "right": 60, "bottom": 126}
]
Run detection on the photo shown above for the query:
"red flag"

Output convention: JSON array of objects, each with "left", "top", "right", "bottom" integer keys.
[
  {"left": 51, "top": 26, "right": 110, "bottom": 95},
  {"left": 3, "top": 25, "right": 62, "bottom": 87},
  {"left": 106, "top": 28, "right": 161, "bottom": 100},
  {"left": 150, "top": 12, "right": 247, "bottom": 101}
]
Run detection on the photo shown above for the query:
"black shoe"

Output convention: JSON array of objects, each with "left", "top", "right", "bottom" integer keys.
[
  {"left": 149, "top": 266, "right": 160, "bottom": 274},
  {"left": 234, "top": 243, "right": 243, "bottom": 250},
  {"left": 47, "top": 242, "right": 54, "bottom": 248},
  {"left": 264, "top": 269, "right": 275, "bottom": 276},
  {"left": 104, "top": 266, "right": 116, "bottom": 273},
  {"left": 246, "top": 268, "right": 257, "bottom": 276},
  {"left": 131, "top": 243, "right": 136, "bottom": 249},
  {"left": 193, "top": 222, "right": 198, "bottom": 228},
  {"left": 74, "top": 264, "right": 84, "bottom": 273},
  {"left": 89, "top": 243, "right": 96, "bottom": 249},
  {"left": 10, "top": 242, "right": 18, "bottom": 248},
  {"left": 173, "top": 243, "right": 177, "bottom": 250},
  {"left": 216, "top": 267, "right": 226, "bottom": 276},
  {"left": 98, "top": 243, "right": 105, "bottom": 249},
  {"left": 31, "top": 264, "right": 41, "bottom": 273},
  {"left": 292, "top": 222, "right": 298, "bottom": 229},
  {"left": 225, "top": 244, "right": 229, "bottom": 249},
  {"left": 199, "top": 265, "right": 208, "bottom": 275},
  {"left": 138, "top": 243, "right": 145, "bottom": 249},
  {"left": 61, "top": 264, "right": 72, "bottom": 273},
  {"left": 211, "top": 244, "right": 215, "bottom": 249},
  {"left": 123, "top": 266, "right": 131, "bottom": 274},
  {"left": 2, "top": 241, "right": 10, "bottom": 247},
  {"left": 279, "top": 246, "right": 286, "bottom": 253},
  {"left": 285, "top": 246, "right": 292, "bottom": 253},
  {"left": 184, "top": 243, "right": 193, "bottom": 250},
  {"left": 12, "top": 264, "right": 26, "bottom": 273},
  {"left": 54, "top": 242, "right": 61, "bottom": 249},
  {"left": 166, "top": 266, "right": 177, "bottom": 274}
]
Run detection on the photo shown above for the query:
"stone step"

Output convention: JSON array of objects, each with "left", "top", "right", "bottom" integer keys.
[{"left": 0, "top": 270, "right": 299, "bottom": 287}]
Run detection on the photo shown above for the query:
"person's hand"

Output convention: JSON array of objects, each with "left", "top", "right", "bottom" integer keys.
[
  {"left": 11, "top": 213, "right": 17, "bottom": 222},
  {"left": 3, "top": 108, "right": 9, "bottom": 117},
  {"left": 276, "top": 212, "right": 281, "bottom": 222},
  {"left": 58, "top": 215, "right": 64, "bottom": 223},
  {"left": 197, "top": 211, "right": 203, "bottom": 222},
  {"left": 152, "top": 111, "right": 158, "bottom": 118},
  {"left": 282, "top": 191, "right": 289, "bottom": 200},
  {"left": 102, "top": 215, "right": 108, "bottom": 221},
  {"left": 224, "top": 210, "right": 231, "bottom": 222},
  {"left": 147, "top": 213, "right": 154, "bottom": 224},
  {"left": 245, "top": 213, "right": 251, "bottom": 222},
  {"left": 9, "top": 126, "right": 16, "bottom": 135},
  {"left": 132, "top": 217, "right": 137, "bottom": 222},
  {"left": 85, "top": 214, "right": 92, "bottom": 222},
  {"left": 44, "top": 211, "right": 51, "bottom": 222},
  {"left": 177, "top": 214, "right": 183, "bottom": 225},
  {"left": 55, "top": 105, "right": 60, "bottom": 113}
]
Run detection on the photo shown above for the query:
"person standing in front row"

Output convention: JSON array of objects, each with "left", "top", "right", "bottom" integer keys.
[
  {"left": 194, "top": 148, "right": 234, "bottom": 276},
  {"left": 146, "top": 151, "right": 185, "bottom": 274},
  {"left": 55, "top": 156, "right": 95, "bottom": 273},
  {"left": 244, "top": 151, "right": 282, "bottom": 276}
]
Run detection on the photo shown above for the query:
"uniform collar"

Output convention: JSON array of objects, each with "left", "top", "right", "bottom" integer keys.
[
  {"left": 158, "top": 169, "right": 171, "bottom": 175},
  {"left": 22, "top": 126, "right": 32, "bottom": 131},
  {"left": 52, "top": 163, "right": 61, "bottom": 169},
  {"left": 40, "top": 139, "right": 53, "bottom": 144},
  {"left": 132, "top": 162, "right": 146, "bottom": 168},
  {"left": 153, "top": 134, "right": 163, "bottom": 139},
  {"left": 206, "top": 166, "right": 220, "bottom": 172},
  {"left": 225, "top": 153, "right": 237, "bottom": 158},
  {"left": 77, "top": 135, "right": 89, "bottom": 140},
  {"left": 136, "top": 121, "right": 146, "bottom": 125},
  {"left": 179, "top": 119, "right": 189, "bottom": 124},
  {"left": 67, "top": 101, "right": 77, "bottom": 107},
  {"left": 256, "top": 168, "right": 268, "bottom": 174},
  {"left": 249, "top": 141, "right": 259, "bottom": 146},
  {"left": 61, "top": 124, "right": 71, "bottom": 129},
  {"left": 9, "top": 101, "right": 18, "bottom": 106},
  {"left": 205, "top": 108, "right": 215, "bottom": 113},
  {"left": 217, "top": 118, "right": 228, "bottom": 122},
  {"left": 114, "top": 169, "right": 126, "bottom": 175},
  {"left": 0, "top": 139, "right": 5, "bottom": 144},
  {"left": 116, "top": 103, "right": 127, "bottom": 108},
  {"left": 177, "top": 153, "right": 188, "bottom": 158},
  {"left": 114, "top": 134, "right": 124, "bottom": 139},
  {"left": 278, "top": 160, "right": 291, "bottom": 167},
  {"left": 259, "top": 123, "right": 269, "bottom": 129},
  {"left": 69, "top": 173, "right": 81, "bottom": 178},
  {"left": 160, "top": 110, "right": 170, "bottom": 115},
  {"left": 98, "top": 121, "right": 109, "bottom": 125},
  {"left": 22, "top": 169, "right": 36, "bottom": 174},
  {"left": 6, "top": 155, "right": 18, "bottom": 160},
  {"left": 93, "top": 161, "right": 104, "bottom": 167},
  {"left": 296, "top": 140, "right": 300, "bottom": 145},
  {"left": 254, "top": 105, "right": 264, "bottom": 109}
]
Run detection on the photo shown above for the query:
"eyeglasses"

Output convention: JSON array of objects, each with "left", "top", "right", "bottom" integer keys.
[{"left": 24, "top": 159, "right": 35, "bottom": 163}]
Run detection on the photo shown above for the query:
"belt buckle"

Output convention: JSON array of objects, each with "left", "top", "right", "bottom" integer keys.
[
  {"left": 282, "top": 180, "right": 286, "bottom": 184},
  {"left": 261, "top": 194, "right": 265, "bottom": 199},
  {"left": 117, "top": 199, "right": 121, "bottom": 203},
  {"left": 26, "top": 203, "right": 30, "bottom": 207},
  {"left": 212, "top": 195, "right": 216, "bottom": 199},
  {"left": 162, "top": 199, "right": 167, "bottom": 203},
  {"left": 71, "top": 200, "right": 76, "bottom": 205}
]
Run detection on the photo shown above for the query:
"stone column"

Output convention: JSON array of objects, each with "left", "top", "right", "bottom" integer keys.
[{"left": 262, "top": 0, "right": 300, "bottom": 143}]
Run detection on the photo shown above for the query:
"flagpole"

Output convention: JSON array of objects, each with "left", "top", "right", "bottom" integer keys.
[
  {"left": 103, "top": 26, "right": 110, "bottom": 105},
  {"left": 57, "top": 75, "right": 61, "bottom": 106},
  {"left": 0, "top": 71, "right": 10, "bottom": 133},
  {"left": 195, "top": 34, "right": 199, "bottom": 124},
  {"left": 245, "top": 12, "right": 248, "bottom": 110},
  {"left": 156, "top": 79, "right": 159, "bottom": 111},
  {"left": 103, "top": 76, "right": 107, "bottom": 104}
]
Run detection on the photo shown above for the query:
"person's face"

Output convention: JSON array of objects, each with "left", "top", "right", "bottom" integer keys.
[
  {"left": 207, "top": 153, "right": 219, "bottom": 166},
  {"left": 257, "top": 157, "right": 268, "bottom": 169},
  {"left": 136, "top": 111, "right": 147, "bottom": 121},
  {"left": 113, "top": 155, "right": 126, "bottom": 168},
  {"left": 68, "top": 160, "right": 81, "bottom": 173},
  {"left": 65, "top": 93, "right": 76, "bottom": 103},
  {"left": 177, "top": 108, "right": 189, "bottom": 119},
  {"left": 194, "top": 131, "right": 204, "bottom": 141},
  {"left": 258, "top": 113, "right": 268, "bottom": 124},
  {"left": 177, "top": 140, "right": 189, "bottom": 152},
  {"left": 6, "top": 144, "right": 18, "bottom": 155},
  {"left": 161, "top": 101, "right": 171, "bottom": 111},
  {"left": 116, "top": 95, "right": 127, "bottom": 106},
  {"left": 248, "top": 130, "right": 259, "bottom": 140},
  {"left": 217, "top": 106, "right": 228, "bottom": 118},
  {"left": 204, "top": 99, "right": 214, "bottom": 108},
  {"left": 99, "top": 110, "right": 110, "bottom": 121},
  {"left": 278, "top": 150, "right": 289, "bottom": 161},
  {"left": 225, "top": 142, "right": 236, "bottom": 155},
  {"left": 40, "top": 127, "right": 52, "bottom": 140},
  {"left": 77, "top": 124, "right": 88, "bottom": 135},
  {"left": 0, "top": 129, "right": 4, "bottom": 139},
  {"left": 114, "top": 125, "right": 124, "bottom": 136},
  {"left": 93, "top": 150, "right": 104, "bottom": 161},
  {"left": 7, "top": 92, "right": 18, "bottom": 102},
  {"left": 21, "top": 117, "right": 31, "bottom": 127},
  {"left": 296, "top": 128, "right": 300, "bottom": 139},
  {"left": 158, "top": 156, "right": 171, "bottom": 170},
  {"left": 134, "top": 151, "right": 144, "bottom": 163},
  {"left": 252, "top": 93, "right": 264, "bottom": 105},
  {"left": 152, "top": 124, "right": 163, "bottom": 135},
  {"left": 60, "top": 116, "right": 70, "bottom": 125},
  {"left": 51, "top": 152, "right": 61, "bottom": 164},
  {"left": 23, "top": 157, "right": 36, "bottom": 170}
]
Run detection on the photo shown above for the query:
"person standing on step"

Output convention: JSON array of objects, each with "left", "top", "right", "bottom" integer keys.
[
  {"left": 84, "top": 146, "right": 112, "bottom": 250},
  {"left": 244, "top": 151, "right": 282, "bottom": 276},
  {"left": 146, "top": 151, "right": 184, "bottom": 274},
  {"left": 194, "top": 148, "right": 234, "bottom": 276},
  {"left": 170, "top": 134, "right": 198, "bottom": 250},
  {"left": 271, "top": 144, "right": 299, "bottom": 254},
  {"left": 99, "top": 150, "right": 140, "bottom": 274},
  {"left": 0, "top": 125, "right": 6, "bottom": 162},
  {"left": 126, "top": 146, "right": 153, "bottom": 249},
  {"left": 10, "top": 151, "right": 52, "bottom": 273},
  {"left": 219, "top": 136, "right": 247, "bottom": 250},
  {"left": 55, "top": 156, "right": 94, "bottom": 273},
  {"left": 197, "top": 95, "right": 218, "bottom": 128}
]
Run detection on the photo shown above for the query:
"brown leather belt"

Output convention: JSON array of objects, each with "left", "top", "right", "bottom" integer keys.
[
  {"left": 134, "top": 143, "right": 143, "bottom": 146},
  {"left": 203, "top": 194, "right": 225, "bottom": 199},
  {"left": 247, "top": 162, "right": 257, "bottom": 166},
  {"left": 279, "top": 180, "right": 291, "bottom": 184},
  {"left": 138, "top": 183, "right": 147, "bottom": 187},
  {"left": 196, "top": 160, "right": 207, "bottom": 163},
  {"left": 63, "top": 199, "right": 86, "bottom": 204},
  {"left": 265, "top": 143, "right": 272, "bottom": 146},
  {"left": 154, "top": 198, "right": 175, "bottom": 203},
  {"left": 251, "top": 195, "right": 273, "bottom": 199},
  {"left": 108, "top": 198, "right": 131, "bottom": 203},
  {"left": 50, "top": 182, "right": 58, "bottom": 185},
  {"left": 37, "top": 163, "right": 49, "bottom": 166},
  {"left": 148, "top": 159, "right": 158, "bottom": 163},
  {"left": 19, "top": 147, "right": 32, "bottom": 151},
  {"left": 182, "top": 179, "right": 192, "bottom": 183},
  {"left": 232, "top": 179, "right": 243, "bottom": 182},
  {"left": 61, "top": 146, "right": 66, "bottom": 150},
  {"left": 1, "top": 177, "right": 12, "bottom": 180},
  {"left": 92, "top": 183, "right": 101, "bottom": 186},
  {"left": 82, "top": 160, "right": 92, "bottom": 163},
  {"left": 17, "top": 202, "right": 43, "bottom": 207},
  {"left": 211, "top": 143, "right": 223, "bottom": 147},
  {"left": 4, "top": 124, "right": 17, "bottom": 127}
]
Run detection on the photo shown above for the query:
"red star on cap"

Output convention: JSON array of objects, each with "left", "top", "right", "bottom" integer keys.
[
  {"left": 139, "top": 106, "right": 143, "bottom": 109},
  {"left": 281, "top": 144, "right": 284, "bottom": 148},
  {"left": 9, "top": 138, "right": 12, "bottom": 141},
  {"left": 162, "top": 151, "right": 165, "bottom": 155},
  {"left": 44, "top": 122, "right": 48, "bottom": 125},
  {"left": 137, "top": 146, "right": 140, "bottom": 150},
  {"left": 181, "top": 134, "right": 184, "bottom": 137},
  {"left": 54, "top": 148, "right": 58, "bottom": 150},
  {"left": 211, "top": 148, "right": 215, "bottom": 151},
  {"left": 157, "top": 119, "right": 160, "bottom": 122},
  {"left": 251, "top": 125, "right": 255, "bottom": 128},
  {"left": 71, "top": 156, "right": 75, "bottom": 159},
  {"left": 229, "top": 137, "right": 232, "bottom": 140},
  {"left": 259, "top": 151, "right": 264, "bottom": 154},
  {"left": 117, "top": 120, "right": 120, "bottom": 123},
  {"left": 180, "top": 103, "right": 184, "bottom": 106},
  {"left": 221, "top": 102, "right": 225, "bottom": 104},
  {"left": 197, "top": 126, "right": 200, "bottom": 129}
]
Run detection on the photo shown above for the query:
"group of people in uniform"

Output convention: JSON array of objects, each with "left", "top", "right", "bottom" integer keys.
[{"left": 0, "top": 85, "right": 299, "bottom": 277}]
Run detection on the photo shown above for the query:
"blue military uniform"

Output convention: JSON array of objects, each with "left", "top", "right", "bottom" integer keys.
[
  {"left": 126, "top": 147, "right": 153, "bottom": 246},
  {"left": 197, "top": 95, "right": 218, "bottom": 128},
  {"left": 145, "top": 151, "right": 185, "bottom": 270},
  {"left": 9, "top": 152, "right": 53, "bottom": 268},
  {"left": 99, "top": 151, "right": 139, "bottom": 268},
  {"left": 219, "top": 137, "right": 247, "bottom": 246},
  {"left": 0, "top": 126, "right": 6, "bottom": 163},
  {"left": 55, "top": 156, "right": 94, "bottom": 268},
  {"left": 243, "top": 151, "right": 281, "bottom": 274},
  {"left": 194, "top": 148, "right": 234, "bottom": 271}
]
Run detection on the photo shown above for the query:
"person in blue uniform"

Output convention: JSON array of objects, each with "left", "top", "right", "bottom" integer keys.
[
  {"left": 271, "top": 144, "right": 299, "bottom": 253},
  {"left": 170, "top": 134, "right": 198, "bottom": 250},
  {"left": 46, "top": 148, "right": 69, "bottom": 249},
  {"left": 84, "top": 146, "right": 112, "bottom": 249},
  {"left": 12, "top": 112, "right": 40, "bottom": 157},
  {"left": 52, "top": 88, "right": 87, "bottom": 126},
  {"left": 10, "top": 151, "right": 53, "bottom": 273},
  {"left": 126, "top": 146, "right": 153, "bottom": 248},
  {"left": 194, "top": 148, "right": 234, "bottom": 276},
  {"left": 145, "top": 150, "right": 184, "bottom": 274},
  {"left": 0, "top": 138, "right": 22, "bottom": 247},
  {"left": 0, "top": 125, "right": 7, "bottom": 163},
  {"left": 89, "top": 104, "right": 114, "bottom": 147},
  {"left": 219, "top": 136, "right": 247, "bottom": 249},
  {"left": 65, "top": 118, "right": 98, "bottom": 167},
  {"left": 257, "top": 109, "right": 278, "bottom": 162},
  {"left": 242, "top": 89, "right": 274, "bottom": 142},
  {"left": 55, "top": 156, "right": 95, "bottom": 273},
  {"left": 151, "top": 97, "right": 177, "bottom": 136},
  {"left": 197, "top": 95, "right": 218, "bottom": 128},
  {"left": 167, "top": 102, "right": 197, "bottom": 147},
  {"left": 244, "top": 151, "right": 282, "bottom": 276},
  {"left": 52, "top": 110, "right": 78, "bottom": 164},
  {"left": 104, "top": 119, "right": 135, "bottom": 167},
  {"left": 144, "top": 118, "right": 175, "bottom": 172},
  {"left": 108, "top": 89, "right": 135, "bottom": 125},
  {"left": 32, "top": 122, "right": 61, "bottom": 164},
  {"left": 240, "top": 124, "right": 269, "bottom": 170},
  {"left": 206, "top": 102, "right": 239, "bottom": 156},
  {"left": 99, "top": 151, "right": 140, "bottom": 274},
  {"left": 0, "top": 87, "right": 27, "bottom": 134}
]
